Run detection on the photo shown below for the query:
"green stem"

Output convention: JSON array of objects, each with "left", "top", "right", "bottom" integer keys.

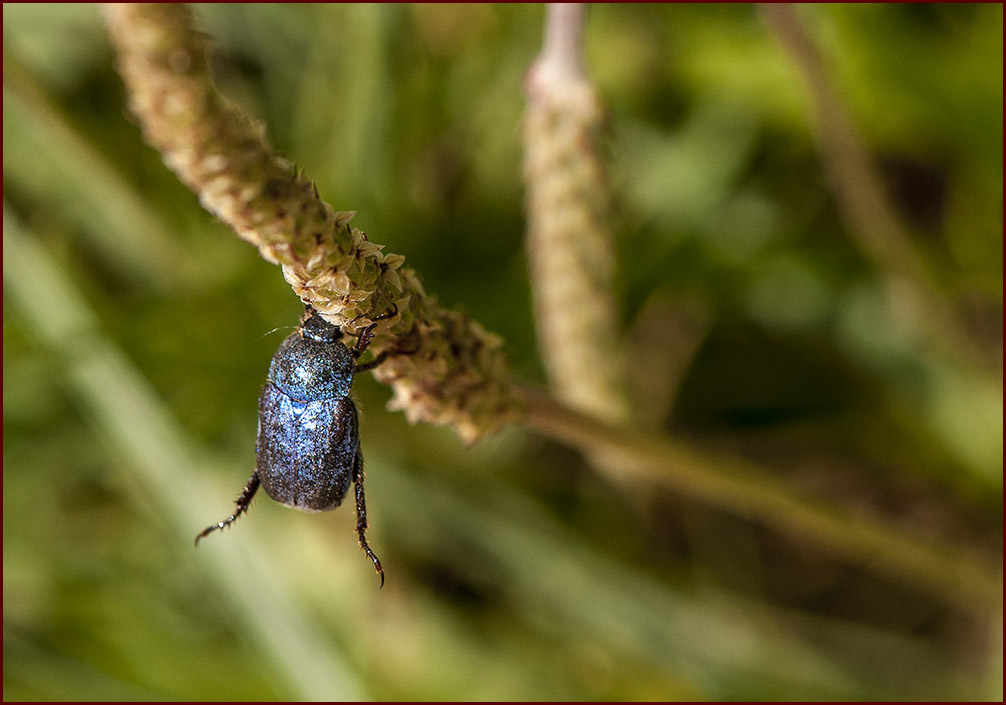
[
  {"left": 521, "top": 385, "right": 1001, "bottom": 610},
  {"left": 760, "top": 3, "right": 991, "bottom": 370}
]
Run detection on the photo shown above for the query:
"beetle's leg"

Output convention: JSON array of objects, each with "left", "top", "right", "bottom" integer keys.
[
  {"left": 351, "top": 304, "right": 398, "bottom": 356},
  {"left": 353, "top": 351, "right": 389, "bottom": 374},
  {"left": 194, "top": 473, "right": 261, "bottom": 546},
  {"left": 368, "top": 302, "right": 399, "bottom": 325},
  {"left": 352, "top": 322, "right": 389, "bottom": 372},
  {"left": 352, "top": 321, "right": 379, "bottom": 357},
  {"left": 352, "top": 303, "right": 403, "bottom": 372},
  {"left": 352, "top": 450, "right": 385, "bottom": 588}
]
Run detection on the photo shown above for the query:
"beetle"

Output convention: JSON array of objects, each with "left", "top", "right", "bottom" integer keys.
[{"left": 196, "top": 305, "right": 394, "bottom": 587}]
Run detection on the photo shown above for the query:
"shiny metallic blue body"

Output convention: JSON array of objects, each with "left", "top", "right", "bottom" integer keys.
[
  {"left": 196, "top": 307, "right": 386, "bottom": 585},
  {"left": 257, "top": 318, "right": 360, "bottom": 511}
]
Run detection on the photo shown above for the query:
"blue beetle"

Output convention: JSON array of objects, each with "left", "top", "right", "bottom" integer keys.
[{"left": 196, "top": 306, "right": 393, "bottom": 587}]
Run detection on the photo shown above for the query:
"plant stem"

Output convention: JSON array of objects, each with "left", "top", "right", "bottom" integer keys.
[
  {"left": 759, "top": 3, "right": 991, "bottom": 370},
  {"left": 520, "top": 385, "right": 1001, "bottom": 611},
  {"left": 524, "top": 3, "right": 629, "bottom": 423},
  {"left": 100, "top": 2, "right": 519, "bottom": 443},
  {"left": 759, "top": 3, "right": 925, "bottom": 285}
]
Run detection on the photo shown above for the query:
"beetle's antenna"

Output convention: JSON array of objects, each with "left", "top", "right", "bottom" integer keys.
[{"left": 257, "top": 326, "right": 296, "bottom": 341}]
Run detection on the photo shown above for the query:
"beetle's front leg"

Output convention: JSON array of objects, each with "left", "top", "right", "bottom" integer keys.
[
  {"left": 351, "top": 304, "right": 399, "bottom": 371},
  {"left": 351, "top": 322, "right": 388, "bottom": 373},
  {"left": 352, "top": 450, "right": 385, "bottom": 588},
  {"left": 195, "top": 472, "right": 261, "bottom": 545},
  {"left": 353, "top": 351, "right": 388, "bottom": 374}
]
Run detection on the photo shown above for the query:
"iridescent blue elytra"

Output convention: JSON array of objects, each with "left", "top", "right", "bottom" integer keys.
[
  {"left": 257, "top": 313, "right": 357, "bottom": 510},
  {"left": 196, "top": 306, "right": 393, "bottom": 587}
]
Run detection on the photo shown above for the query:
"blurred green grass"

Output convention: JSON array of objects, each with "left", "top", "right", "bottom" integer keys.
[{"left": 3, "top": 3, "right": 1002, "bottom": 701}]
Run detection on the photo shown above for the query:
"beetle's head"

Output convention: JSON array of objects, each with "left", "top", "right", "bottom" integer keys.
[{"left": 299, "top": 309, "right": 343, "bottom": 344}]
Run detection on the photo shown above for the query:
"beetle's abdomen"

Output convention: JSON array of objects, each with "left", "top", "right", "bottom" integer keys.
[{"left": 256, "top": 382, "right": 358, "bottom": 511}]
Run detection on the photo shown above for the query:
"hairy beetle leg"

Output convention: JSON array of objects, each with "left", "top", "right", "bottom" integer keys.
[
  {"left": 351, "top": 323, "right": 387, "bottom": 372},
  {"left": 353, "top": 351, "right": 388, "bottom": 374},
  {"left": 195, "top": 473, "right": 261, "bottom": 546},
  {"left": 353, "top": 450, "right": 384, "bottom": 588}
]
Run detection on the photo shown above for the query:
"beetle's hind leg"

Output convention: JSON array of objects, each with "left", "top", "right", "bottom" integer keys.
[
  {"left": 352, "top": 450, "right": 385, "bottom": 588},
  {"left": 194, "top": 472, "right": 261, "bottom": 546}
]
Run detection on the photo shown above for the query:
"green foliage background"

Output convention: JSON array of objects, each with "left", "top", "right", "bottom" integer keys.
[{"left": 3, "top": 3, "right": 1002, "bottom": 700}]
